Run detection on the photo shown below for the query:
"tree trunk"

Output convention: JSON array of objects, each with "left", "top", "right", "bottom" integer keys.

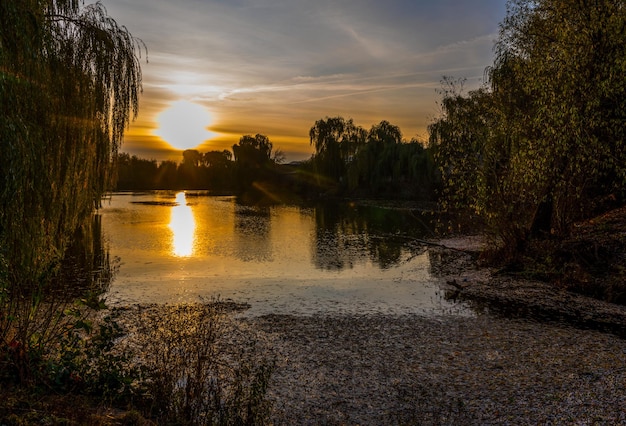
[{"left": 530, "top": 195, "right": 553, "bottom": 238}]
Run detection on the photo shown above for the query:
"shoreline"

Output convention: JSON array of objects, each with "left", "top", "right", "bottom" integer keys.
[
  {"left": 429, "top": 243, "right": 626, "bottom": 339},
  {"left": 248, "top": 245, "right": 626, "bottom": 423},
  {"left": 102, "top": 239, "right": 626, "bottom": 424},
  {"left": 243, "top": 311, "right": 626, "bottom": 424}
]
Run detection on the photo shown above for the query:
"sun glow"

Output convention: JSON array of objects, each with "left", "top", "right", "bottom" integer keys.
[
  {"left": 169, "top": 192, "right": 195, "bottom": 257},
  {"left": 154, "top": 101, "right": 215, "bottom": 150}
]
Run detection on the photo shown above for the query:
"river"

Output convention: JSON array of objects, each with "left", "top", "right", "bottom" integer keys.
[{"left": 98, "top": 191, "right": 472, "bottom": 317}]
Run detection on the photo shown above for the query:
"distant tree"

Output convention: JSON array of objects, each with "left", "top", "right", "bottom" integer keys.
[
  {"left": 116, "top": 153, "right": 134, "bottom": 188},
  {"left": 233, "top": 134, "right": 273, "bottom": 165},
  {"left": 116, "top": 154, "right": 159, "bottom": 190},
  {"left": 182, "top": 149, "right": 203, "bottom": 168},
  {"left": 156, "top": 160, "right": 179, "bottom": 189},
  {"left": 344, "top": 120, "right": 436, "bottom": 198},
  {"left": 368, "top": 120, "right": 402, "bottom": 149},
  {"left": 272, "top": 149, "right": 286, "bottom": 165},
  {"left": 309, "top": 117, "right": 366, "bottom": 184},
  {"left": 115, "top": 150, "right": 236, "bottom": 191},
  {"left": 308, "top": 117, "right": 437, "bottom": 198},
  {"left": 365, "top": 120, "right": 403, "bottom": 187},
  {"left": 203, "top": 150, "right": 233, "bottom": 190},
  {"left": 179, "top": 149, "right": 204, "bottom": 189},
  {"left": 203, "top": 150, "right": 232, "bottom": 168},
  {"left": 232, "top": 134, "right": 274, "bottom": 189}
]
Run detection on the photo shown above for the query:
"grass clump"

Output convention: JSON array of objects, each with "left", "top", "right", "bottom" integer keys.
[
  {"left": 128, "top": 303, "right": 274, "bottom": 425},
  {"left": 0, "top": 301, "right": 274, "bottom": 426}
]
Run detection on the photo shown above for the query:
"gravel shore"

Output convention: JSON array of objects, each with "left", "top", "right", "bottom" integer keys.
[
  {"left": 114, "top": 246, "right": 626, "bottom": 425},
  {"left": 234, "top": 247, "right": 626, "bottom": 424},
  {"left": 243, "top": 311, "right": 626, "bottom": 425}
]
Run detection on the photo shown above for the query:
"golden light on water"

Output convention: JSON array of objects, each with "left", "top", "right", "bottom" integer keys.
[{"left": 169, "top": 192, "right": 195, "bottom": 257}]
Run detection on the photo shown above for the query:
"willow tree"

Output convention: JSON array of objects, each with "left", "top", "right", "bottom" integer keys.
[
  {"left": 346, "top": 120, "right": 403, "bottom": 191},
  {"left": 0, "top": 0, "right": 143, "bottom": 363},
  {"left": 492, "top": 0, "right": 626, "bottom": 235},
  {"left": 309, "top": 117, "right": 366, "bottom": 184},
  {"left": 431, "top": 0, "right": 626, "bottom": 257},
  {"left": 428, "top": 81, "right": 499, "bottom": 219},
  {"left": 231, "top": 133, "right": 275, "bottom": 190}
]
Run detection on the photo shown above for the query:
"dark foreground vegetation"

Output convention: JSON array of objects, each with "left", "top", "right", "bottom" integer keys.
[
  {"left": 1, "top": 0, "right": 625, "bottom": 424},
  {"left": 427, "top": 0, "right": 626, "bottom": 304},
  {"left": 1, "top": 1, "right": 271, "bottom": 424}
]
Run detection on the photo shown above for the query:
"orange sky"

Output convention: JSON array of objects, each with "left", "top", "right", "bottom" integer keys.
[{"left": 105, "top": 0, "right": 507, "bottom": 163}]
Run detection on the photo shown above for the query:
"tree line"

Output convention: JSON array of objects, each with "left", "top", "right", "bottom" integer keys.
[
  {"left": 309, "top": 117, "right": 437, "bottom": 199},
  {"left": 116, "top": 150, "right": 233, "bottom": 190},
  {"left": 116, "top": 133, "right": 280, "bottom": 192},
  {"left": 117, "top": 119, "right": 439, "bottom": 201}
]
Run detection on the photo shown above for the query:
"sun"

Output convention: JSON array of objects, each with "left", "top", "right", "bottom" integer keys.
[{"left": 154, "top": 101, "right": 215, "bottom": 150}]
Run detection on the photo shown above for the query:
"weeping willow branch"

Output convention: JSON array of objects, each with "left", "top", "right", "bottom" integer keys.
[{"left": 0, "top": 0, "right": 145, "bottom": 358}]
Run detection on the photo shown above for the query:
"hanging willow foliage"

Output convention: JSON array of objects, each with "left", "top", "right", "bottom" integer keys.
[{"left": 0, "top": 0, "right": 143, "bottom": 289}]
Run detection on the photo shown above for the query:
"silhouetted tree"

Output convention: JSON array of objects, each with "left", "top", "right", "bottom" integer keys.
[
  {"left": 343, "top": 121, "right": 436, "bottom": 198},
  {"left": 115, "top": 150, "right": 238, "bottom": 191},
  {"left": 156, "top": 160, "right": 179, "bottom": 189},
  {"left": 0, "top": 0, "right": 143, "bottom": 376},
  {"left": 116, "top": 154, "right": 158, "bottom": 189},
  {"left": 369, "top": 120, "right": 402, "bottom": 149},
  {"left": 232, "top": 134, "right": 274, "bottom": 190},
  {"left": 233, "top": 134, "right": 273, "bottom": 165},
  {"left": 203, "top": 150, "right": 234, "bottom": 190},
  {"left": 365, "top": 120, "right": 403, "bottom": 188},
  {"left": 272, "top": 149, "right": 286, "bottom": 164},
  {"left": 203, "top": 150, "right": 232, "bottom": 168},
  {"left": 308, "top": 117, "right": 437, "bottom": 199},
  {"left": 182, "top": 149, "right": 203, "bottom": 168},
  {"left": 178, "top": 149, "right": 205, "bottom": 188},
  {"left": 309, "top": 117, "right": 366, "bottom": 186}
]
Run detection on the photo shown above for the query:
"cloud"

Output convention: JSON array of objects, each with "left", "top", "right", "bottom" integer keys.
[{"left": 105, "top": 0, "right": 506, "bottom": 161}]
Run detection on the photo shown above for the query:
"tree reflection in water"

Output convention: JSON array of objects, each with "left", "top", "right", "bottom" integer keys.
[
  {"left": 312, "top": 202, "right": 431, "bottom": 271},
  {"left": 99, "top": 194, "right": 465, "bottom": 316},
  {"left": 233, "top": 205, "right": 272, "bottom": 262},
  {"left": 53, "top": 213, "right": 117, "bottom": 301}
]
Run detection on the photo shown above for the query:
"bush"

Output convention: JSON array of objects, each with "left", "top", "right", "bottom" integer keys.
[
  {"left": 1, "top": 301, "right": 274, "bottom": 425},
  {"left": 112, "top": 302, "right": 274, "bottom": 425}
]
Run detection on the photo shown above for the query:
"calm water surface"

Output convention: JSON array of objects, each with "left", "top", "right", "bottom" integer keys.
[{"left": 100, "top": 192, "right": 471, "bottom": 316}]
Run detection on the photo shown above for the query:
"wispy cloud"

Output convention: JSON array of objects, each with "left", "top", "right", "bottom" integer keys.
[{"left": 105, "top": 0, "right": 506, "bottom": 160}]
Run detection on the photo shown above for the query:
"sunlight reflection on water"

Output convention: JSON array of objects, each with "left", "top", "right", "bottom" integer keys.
[
  {"left": 100, "top": 192, "right": 474, "bottom": 317},
  {"left": 169, "top": 192, "right": 195, "bottom": 257}
]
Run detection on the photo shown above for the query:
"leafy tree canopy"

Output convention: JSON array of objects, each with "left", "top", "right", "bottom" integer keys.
[
  {"left": 1, "top": 0, "right": 144, "bottom": 284},
  {"left": 430, "top": 0, "right": 626, "bottom": 257}
]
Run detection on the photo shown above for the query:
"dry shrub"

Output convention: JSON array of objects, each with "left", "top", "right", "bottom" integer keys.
[{"left": 124, "top": 302, "right": 274, "bottom": 425}]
